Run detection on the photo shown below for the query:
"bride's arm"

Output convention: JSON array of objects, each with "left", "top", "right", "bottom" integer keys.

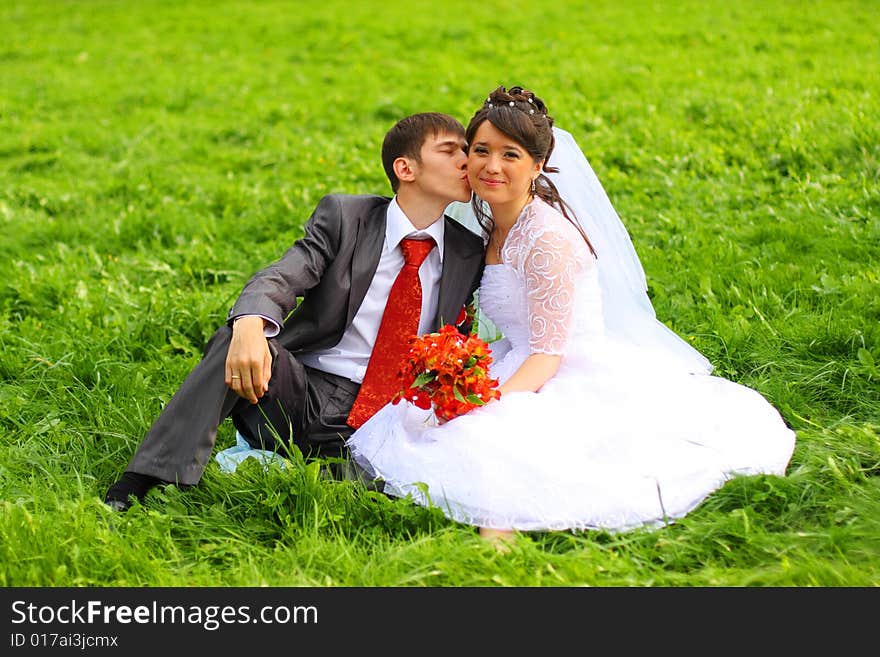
[
  {"left": 499, "top": 223, "right": 585, "bottom": 395},
  {"left": 498, "top": 353, "right": 561, "bottom": 394}
]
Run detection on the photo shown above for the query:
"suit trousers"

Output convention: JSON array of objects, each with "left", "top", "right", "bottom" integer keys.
[{"left": 126, "top": 325, "right": 360, "bottom": 486}]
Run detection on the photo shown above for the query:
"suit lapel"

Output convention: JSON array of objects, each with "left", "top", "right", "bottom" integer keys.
[
  {"left": 435, "top": 218, "right": 483, "bottom": 328},
  {"left": 346, "top": 202, "right": 388, "bottom": 326}
]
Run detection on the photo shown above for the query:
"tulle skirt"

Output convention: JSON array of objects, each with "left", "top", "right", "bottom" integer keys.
[{"left": 346, "top": 339, "right": 796, "bottom": 532}]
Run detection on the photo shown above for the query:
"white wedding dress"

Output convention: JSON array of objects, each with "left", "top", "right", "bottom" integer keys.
[{"left": 346, "top": 197, "right": 796, "bottom": 532}]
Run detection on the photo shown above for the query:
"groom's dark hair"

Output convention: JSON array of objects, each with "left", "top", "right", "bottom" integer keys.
[{"left": 382, "top": 112, "right": 465, "bottom": 192}]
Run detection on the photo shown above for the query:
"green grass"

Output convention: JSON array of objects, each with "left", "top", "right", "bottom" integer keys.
[{"left": 1, "top": 0, "right": 878, "bottom": 586}]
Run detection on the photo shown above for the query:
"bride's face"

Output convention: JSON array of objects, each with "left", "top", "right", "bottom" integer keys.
[{"left": 467, "top": 120, "right": 541, "bottom": 215}]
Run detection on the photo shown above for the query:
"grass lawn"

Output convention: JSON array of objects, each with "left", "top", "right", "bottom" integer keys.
[{"left": 0, "top": 0, "right": 877, "bottom": 587}]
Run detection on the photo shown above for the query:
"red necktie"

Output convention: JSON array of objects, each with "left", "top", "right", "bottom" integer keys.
[{"left": 347, "top": 237, "right": 436, "bottom": 429}]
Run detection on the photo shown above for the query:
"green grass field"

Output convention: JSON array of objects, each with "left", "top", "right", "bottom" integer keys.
[{"left": 1, "top": 0, "right": 878, "bottom": 586}]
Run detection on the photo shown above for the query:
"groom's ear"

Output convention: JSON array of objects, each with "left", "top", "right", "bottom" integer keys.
[{"left": 393, "top": 156, "right": 417, "bottom": 185}]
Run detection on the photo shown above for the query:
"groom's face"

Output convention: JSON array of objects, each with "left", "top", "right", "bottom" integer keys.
[{"left": 410, "top": 131, "right": 471, "bottom": 204}]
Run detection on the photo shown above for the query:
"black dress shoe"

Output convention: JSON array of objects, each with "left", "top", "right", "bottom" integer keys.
[
  {"left": 104, "top": 471, "right": 164, "bottom": 510},
  {"left": 104, "top": 498, "right": 131, "bottom": 512}
]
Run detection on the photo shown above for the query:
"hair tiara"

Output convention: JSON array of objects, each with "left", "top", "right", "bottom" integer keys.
[{"left": 484, "top": 86, "right": 548, "bottom": 117}]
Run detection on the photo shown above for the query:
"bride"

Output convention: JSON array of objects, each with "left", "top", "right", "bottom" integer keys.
[{"left": 346, "top": 85, "right": 796, "bottom": 540}]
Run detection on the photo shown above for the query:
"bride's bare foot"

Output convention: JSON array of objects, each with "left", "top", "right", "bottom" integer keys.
[{"left": 479, "top": 527, "right": 515, "bottom": 550}]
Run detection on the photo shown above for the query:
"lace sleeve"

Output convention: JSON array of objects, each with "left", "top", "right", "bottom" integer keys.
[{"left": 522, "top": 227, "right": 586, "bottom": 355}]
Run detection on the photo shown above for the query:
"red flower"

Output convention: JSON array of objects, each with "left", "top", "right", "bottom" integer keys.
[
  {"left": 392, "top": 324, "right": 502, "bottom": 422},
  {"left": 455, "top": 301, "right": 480, "bottom": 335}
]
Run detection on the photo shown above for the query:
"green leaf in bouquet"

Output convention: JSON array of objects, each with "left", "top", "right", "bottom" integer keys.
[{"left": 412, "top": 372, "right": 436, "bottom": 387}]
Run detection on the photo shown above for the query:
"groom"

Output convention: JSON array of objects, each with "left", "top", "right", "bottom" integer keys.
[{"left": 104, "top": 112, "right": 484, "bottom": 510}]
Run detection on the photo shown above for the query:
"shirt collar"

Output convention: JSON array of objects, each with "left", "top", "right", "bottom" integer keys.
[{"left": 386, "top": 196, "right": 445, "bottom": 262}]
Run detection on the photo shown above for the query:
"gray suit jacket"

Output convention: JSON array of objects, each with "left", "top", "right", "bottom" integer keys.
[{"left": 226, "top": 193, "right": 486, "bottom": 354}]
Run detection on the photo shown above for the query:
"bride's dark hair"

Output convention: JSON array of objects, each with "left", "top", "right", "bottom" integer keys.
[{"left": 465, "top": 85, "right": 595, "bottom": 255}]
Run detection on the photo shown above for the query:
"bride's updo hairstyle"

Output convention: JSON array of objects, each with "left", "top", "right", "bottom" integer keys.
[{"left": 466, "top": 85, "right": 595, "bottom": 255}]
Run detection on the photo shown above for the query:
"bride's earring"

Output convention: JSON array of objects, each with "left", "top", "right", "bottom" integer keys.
[{"left": 531, "top": 178, "right": 536, "bottom": 195}]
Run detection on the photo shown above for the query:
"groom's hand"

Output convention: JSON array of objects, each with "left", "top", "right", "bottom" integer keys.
[{"left": 226, "top": 315, "right": 272, "bottom": 404}]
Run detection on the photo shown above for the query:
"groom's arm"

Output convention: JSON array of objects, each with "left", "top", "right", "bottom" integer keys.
[
  {"left": 227, "top": 194, "right": 344, "bottom": 328},
  {"left": 223, "top": 195, "right": 345, "bottom": 402}
]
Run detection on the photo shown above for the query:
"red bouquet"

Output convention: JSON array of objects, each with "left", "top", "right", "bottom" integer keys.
[{"left": 393, "top": 324, "right": 501, "bottom": 422}]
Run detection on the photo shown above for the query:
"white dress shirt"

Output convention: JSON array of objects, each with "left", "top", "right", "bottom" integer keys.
[{"left": 293, "top": 197, "right": 445, "bottom": 383}]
